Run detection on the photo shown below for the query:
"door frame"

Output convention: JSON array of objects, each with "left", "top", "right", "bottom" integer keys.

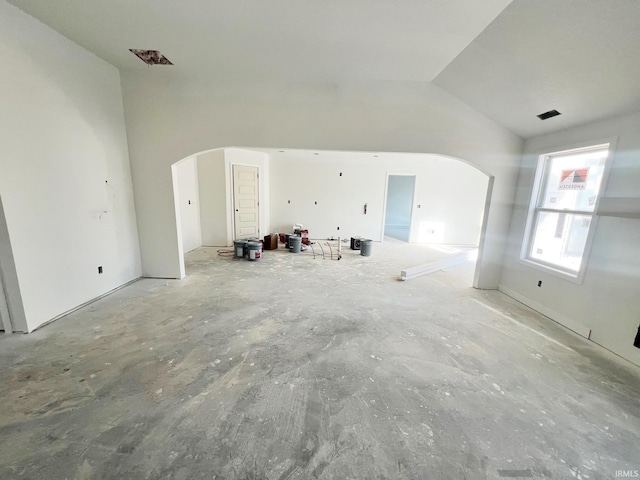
[
  {"left": 231, "top": 164, "right": 260, "bottom": 240},
  {"left": 380, "top": 173, "right": 417, "bottom": 243},
  {"left": 224, "top": 159, "right": 267, "bottom": 246}
]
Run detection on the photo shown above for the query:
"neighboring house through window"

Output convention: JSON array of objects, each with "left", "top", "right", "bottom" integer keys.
[{"left": 521, "top": 144, "right": 610, "bottom": 281}]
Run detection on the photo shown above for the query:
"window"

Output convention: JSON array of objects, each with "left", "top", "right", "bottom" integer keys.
[{"left": 522, "top": 144, "right": 609, "bottom": 278}]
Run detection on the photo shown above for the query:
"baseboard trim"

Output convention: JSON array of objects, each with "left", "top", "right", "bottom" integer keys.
[
  {"left": 401, "top": 250, "right": 475, "bottom": 281},
  {"left": 497, "top": 284, "right": 592, "bottom": 339},
  {"left": 30, "top": 277, "right": 143, "bottom": 333}
]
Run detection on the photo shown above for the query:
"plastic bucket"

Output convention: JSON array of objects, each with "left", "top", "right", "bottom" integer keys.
[
  {"left": 234, "top": 240, "right": 248, "bottom": 258},
  {"left": 247, "top": 241, "right": 261, "bottom": 261},
  {"left": 289, "top": 236, "right": 302, "bottom": 253},
  {"left": 360, "top": 239, "right": 373, "bottom": 257}
]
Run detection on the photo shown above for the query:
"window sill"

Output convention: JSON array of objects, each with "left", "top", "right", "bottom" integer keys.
[{"left": 518, "top": 257, "right": 585, "bottom": 285}]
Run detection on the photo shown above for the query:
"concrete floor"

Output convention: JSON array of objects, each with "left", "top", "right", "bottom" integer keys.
[{"left": 1, "top": 241, "right": 639, "bottom": 480}]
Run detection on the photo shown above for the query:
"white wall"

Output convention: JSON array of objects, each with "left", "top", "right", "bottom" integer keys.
[
  {"left": 173, "top": 156, "right": 202, "bottom": 254},
  {"left": 198, "top": 149, "right": 228, "bottom": 247},
  {"left": 500, "top": 111, "right": 640, "bottom": 366},
  {"left": 269, "top": 153, "right": 488, "bottom": 245},
  {"left": 0, "top": 2, "right": 141, "bottom": 331},
  {"left": 121, "top": 73, "right": 522, "bottom": 288}
]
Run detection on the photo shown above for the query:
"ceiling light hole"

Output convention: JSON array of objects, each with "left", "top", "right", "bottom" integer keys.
[{"left": 129, "top": 49, "right": 173, "bottom": 66}]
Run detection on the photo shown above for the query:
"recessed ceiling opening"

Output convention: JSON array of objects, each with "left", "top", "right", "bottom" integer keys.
[
  {"left": 129, "top": 49, "right": 173, "bottom": 65},
  {"left": 537, "top": 109, "right": 561, "bottom": 120}
]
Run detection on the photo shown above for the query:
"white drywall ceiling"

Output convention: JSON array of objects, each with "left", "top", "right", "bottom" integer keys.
[
  {"left": 6, "top": 1, "right": 640, "bottom": 139},
  {"left": 6, "top": 0, "right": 512, "bottom": 82},
  {"left": 433, "top": 0, "right": 640, "bottom": 139}
]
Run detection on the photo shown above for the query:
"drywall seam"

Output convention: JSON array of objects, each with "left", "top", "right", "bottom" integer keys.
[{"left": 498, "top": 284, "right": 591, "bottom": 338}]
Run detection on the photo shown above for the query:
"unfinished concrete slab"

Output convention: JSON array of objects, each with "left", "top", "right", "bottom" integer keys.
[{"left": 0, "top": 243, "right": 639, "bottom": 479}]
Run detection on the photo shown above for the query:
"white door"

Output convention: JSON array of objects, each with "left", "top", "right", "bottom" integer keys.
[{"left": 233, "top": 165, "right": 260, "bottom": 239}]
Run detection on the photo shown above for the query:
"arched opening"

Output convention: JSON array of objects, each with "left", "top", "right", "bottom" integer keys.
[{"left": 171, "top": 147, "right": 493, "bottom": 286}]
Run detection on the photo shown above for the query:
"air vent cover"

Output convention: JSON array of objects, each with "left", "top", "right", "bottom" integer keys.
[
  {"left": 129, "top": 49, "right": 173, "bottom": 65},
  {"left": 537, "top": 109, "right": 561, "bottom": 120}
]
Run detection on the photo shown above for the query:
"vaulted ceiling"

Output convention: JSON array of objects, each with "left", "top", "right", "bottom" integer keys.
[
  {"left": 434, "top": 0, "right": 640, "bottom": 138},
  {"left": 7, "top": 0, "right": 640, "bottom": 139}
]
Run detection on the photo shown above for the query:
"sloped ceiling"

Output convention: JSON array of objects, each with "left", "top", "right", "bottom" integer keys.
[
  {"left": 433, "top": 0, "right": 640, "bottom": 138},
  {"left": 6, "top": 0, "right": 640, "bottom": 139}
]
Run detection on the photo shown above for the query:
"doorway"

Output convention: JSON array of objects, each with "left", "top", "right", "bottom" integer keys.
[
  {"left": 233, "top": 164, "right": 260, "bottom": 239},
  {"left": 384, "top": 174, "right": 416, "bottom": 242}
]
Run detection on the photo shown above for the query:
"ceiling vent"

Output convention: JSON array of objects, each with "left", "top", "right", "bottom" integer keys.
[
  {"left": 537, "top": 109, "right": 561, "bottom": 120},
  {"left": 129, "top": 49, "right": 173, "bottom": 65}
]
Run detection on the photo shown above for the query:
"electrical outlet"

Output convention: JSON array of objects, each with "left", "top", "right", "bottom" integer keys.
[
  {"left": 537, "top": 280, "right": 542, "bottom": 287},
  {"left": 337, "top": 226, "right": 340, "bottom": 230},
  {"left": 98, "top": 266, "right": 103, "bottom": 274}
]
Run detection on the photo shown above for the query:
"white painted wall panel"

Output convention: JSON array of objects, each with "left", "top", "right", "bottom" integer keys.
[
  {"left": 500, "top": 111, "right": 640, "bottom": 366},
  {"left": 121, "top": 74, "right": 522, "bottom": 288},
  {"left": 269, "top": 154, "right": 488, "bottom": 245},
  {"left": 198, "top": 150, "right": 228, "bottom": 247},
  {"left": 0, "top": 2, "right": 141, "bottom": 331}
]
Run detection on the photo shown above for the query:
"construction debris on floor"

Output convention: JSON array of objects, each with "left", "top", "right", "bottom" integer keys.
[{"left": 1, "top": 242, "right": 639, "bottom": 479}]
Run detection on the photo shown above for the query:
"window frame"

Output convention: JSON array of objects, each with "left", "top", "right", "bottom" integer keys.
[{"left": 519, "top": 141, "right": 614, "bottom": 283}]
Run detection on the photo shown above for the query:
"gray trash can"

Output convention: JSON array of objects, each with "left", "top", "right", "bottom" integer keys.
[
  {"left": 234, "top": 240, "right": 248, "bottom": 258},
  {"left": 247, "top": 241, "right": 261, "bottom": 261},
  {"left": 360, "top": 239, "right": 372, "bottom": 257},
  {"left": 289, "top": 236, "right": 302, "bottom": 253}
]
